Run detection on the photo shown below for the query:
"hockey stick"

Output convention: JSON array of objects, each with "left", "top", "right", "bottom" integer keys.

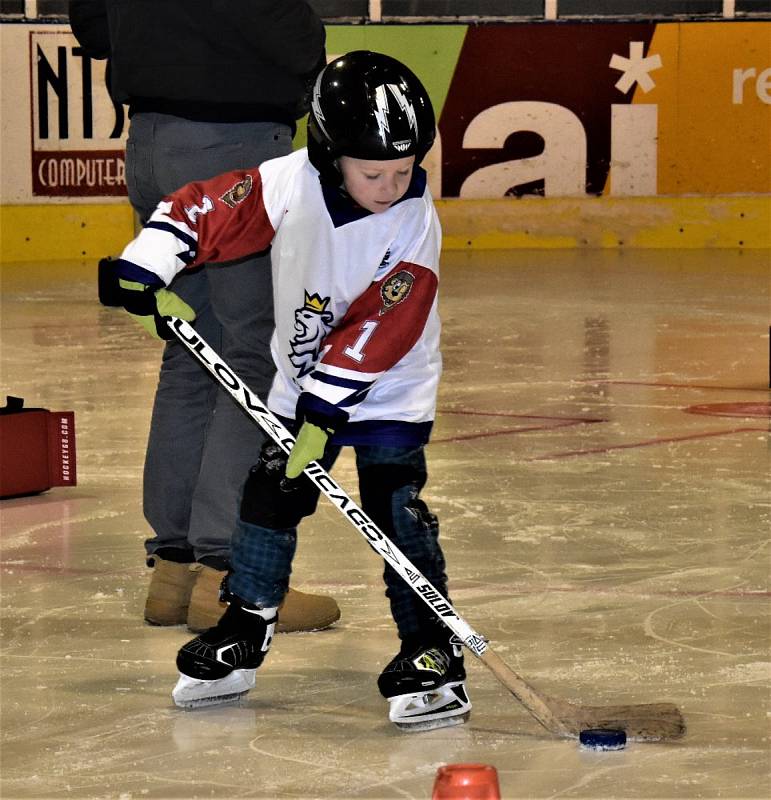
[{"left": 167, "top": 316, "right": 685, "bottom": 741}]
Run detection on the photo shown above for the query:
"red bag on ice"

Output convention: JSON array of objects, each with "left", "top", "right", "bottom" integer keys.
[{"left": 0, "top": 396, "right": 76, "bottom": 498}]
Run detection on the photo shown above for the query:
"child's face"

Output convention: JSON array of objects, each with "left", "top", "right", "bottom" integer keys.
[{"left": 338, "top": 155, "right": 416, "bottom": 214}]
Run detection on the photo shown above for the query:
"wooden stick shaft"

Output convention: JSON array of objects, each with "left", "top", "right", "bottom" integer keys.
[{"left": 480, "top": 649, "right": 570, "bottom": 736}]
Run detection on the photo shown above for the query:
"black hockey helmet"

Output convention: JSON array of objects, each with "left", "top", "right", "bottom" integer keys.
[{"left": 307, "top": 51, "right": 436, "bottom": 185}]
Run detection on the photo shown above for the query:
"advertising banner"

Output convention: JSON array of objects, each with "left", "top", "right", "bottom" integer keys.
[
  {"left": 31, "top": 28, "right": 126, "bottom": 197},
  {"left": 3, "top": 26, "right": 126, "bottom": 200},
  {"left": 0, "top": 21, "right": 768, "bottom": 204}
]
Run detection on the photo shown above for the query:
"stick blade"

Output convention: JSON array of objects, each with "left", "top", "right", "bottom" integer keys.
[
  {"left": 479, "top": 649, "right": 686, "bottom": 742},
  {"left": 551, "top": 698, "right": 686, "bottom": 741}
]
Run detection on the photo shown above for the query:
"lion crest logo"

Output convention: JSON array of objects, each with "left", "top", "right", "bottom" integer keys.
[{"left": 288, "top": 291, "right": 334, "bottom": 378}]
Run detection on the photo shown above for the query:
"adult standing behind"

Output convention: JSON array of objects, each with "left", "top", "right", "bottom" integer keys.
[{"left": 69, "top": 0, "right": 340, "bottom": 634}]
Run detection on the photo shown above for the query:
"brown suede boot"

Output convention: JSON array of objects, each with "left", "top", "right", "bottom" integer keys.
[
  {"left": 186, "top": 564, "right": 341, "bottom": 634},
  {"left": 276, "top": 587, "right": 341, "bottom": 633},
  {"left": 186, "top": 563, "right": 229, "bottom": 633},
  {"left": 144, "top": 556, "right": 197, "bottom": 626}
]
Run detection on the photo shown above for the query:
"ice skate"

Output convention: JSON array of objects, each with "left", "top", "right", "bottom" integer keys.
[
  {"left": 173, "top": 668, "right": 258, "bottom": 709},
  {"left": 377, "top": 628, "right": 471, "bottom": 732},
  {"left": 172, "top": 598, "right": 276, "bottom": 709}
]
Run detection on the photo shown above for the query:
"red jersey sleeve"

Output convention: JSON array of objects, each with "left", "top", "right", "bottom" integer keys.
[
  {"left": 321, "top": 262, "right": 438, "bottom": 374},
  {"left": 118, "top": 168, "right": 275, "bottom": 286}
]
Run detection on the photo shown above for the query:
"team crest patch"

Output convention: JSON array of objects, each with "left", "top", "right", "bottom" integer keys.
[
  {"left": 380, "top": 270, "right": 414, "bottom": 314},
  {"left": 220, "top": 175, "right": 253, "bottom": 208}
]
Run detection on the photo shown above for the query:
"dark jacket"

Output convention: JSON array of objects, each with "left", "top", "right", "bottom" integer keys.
[{"left": 68, "top": 0, "right": 326, "bottom": 127}]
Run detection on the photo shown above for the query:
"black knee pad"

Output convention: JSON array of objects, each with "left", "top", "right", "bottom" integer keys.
[
  {"left": 240, "top": 441, "right": 321, "bottom": 529},
  {"left": 358, "top": 463, "right": 431, "bottom": 534}
]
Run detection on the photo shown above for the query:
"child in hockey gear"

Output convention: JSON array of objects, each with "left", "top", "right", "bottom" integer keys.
[
  {"left": 173, "top": 593, "right": 277, "bottom": 709},
  {"left": 111, "top": 50, "right": 470, "bottom": 729},
  {"left": 377, "top": 620, "right": 471, "bottom": 731}
]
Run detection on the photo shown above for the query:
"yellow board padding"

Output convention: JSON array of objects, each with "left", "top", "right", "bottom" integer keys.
[
  {"left": 1, "top": 196, "right": 769, "bottom": 263},
  {"left": 436, "top": 196, "right": 771, "bottom": 250},
  {"left": 0, "top": 203, "right": 136, "bottom": 263},
  {"left": 644, "top": 23, "right": 771, "bottom": 195}
]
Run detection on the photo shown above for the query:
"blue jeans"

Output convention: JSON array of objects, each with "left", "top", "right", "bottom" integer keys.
[{"left": 126, "top": 113, "right": 293, "bottom": 562}]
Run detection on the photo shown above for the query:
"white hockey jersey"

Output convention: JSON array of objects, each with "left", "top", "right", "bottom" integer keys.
[{"left": 118, "top": 148, "right": 442, "bottom": 446}]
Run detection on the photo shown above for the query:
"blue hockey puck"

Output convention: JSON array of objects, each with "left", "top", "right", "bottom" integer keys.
[{"left": 579, "top": 728, "right": 627, "bottom": 750}]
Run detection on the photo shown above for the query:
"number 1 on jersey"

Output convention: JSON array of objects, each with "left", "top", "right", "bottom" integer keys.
[{"left": 344, "top": 320, "right": 379, "bottom": 363}]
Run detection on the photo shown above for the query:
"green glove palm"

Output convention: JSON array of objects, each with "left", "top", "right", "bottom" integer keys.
[
  {"left": 285, "top": 421, "right": 329, "bottom": 479},
  {"left": 119, "top": 279, "right": 196, "bottom": 340}
]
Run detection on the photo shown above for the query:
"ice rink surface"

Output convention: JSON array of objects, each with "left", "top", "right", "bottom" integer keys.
[{"left": 1, "top": 248, "right": 769, "bottom": 799}]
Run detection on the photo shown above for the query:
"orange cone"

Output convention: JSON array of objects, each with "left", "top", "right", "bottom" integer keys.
[{"left": 431, "top": 763, "right": 501, "bottom": 800}]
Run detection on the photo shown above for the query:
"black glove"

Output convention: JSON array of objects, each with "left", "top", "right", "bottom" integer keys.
[{"left": 98, "top": 259, "right": 195, "bottom": 340}]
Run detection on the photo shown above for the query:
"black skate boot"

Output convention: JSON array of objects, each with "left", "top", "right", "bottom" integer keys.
[
  {"left": 377, "top": 624, "right": 471, "bottom": 731},
  {"left": 172, "top": 597, "right": 277, "bottom": 709}
]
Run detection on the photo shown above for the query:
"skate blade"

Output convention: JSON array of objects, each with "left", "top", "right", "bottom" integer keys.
[
  {"left": 394, "top": 711, "right": 470, "bottom": 733},
  {"left": 388, "top": 682, "right": 472, "bottom": 732},
  {"left": 174, "top": 690, "right": 250, "bottom": 709},
  {"left": 172, "top": 669, "right": 256, "bottom": 709}
]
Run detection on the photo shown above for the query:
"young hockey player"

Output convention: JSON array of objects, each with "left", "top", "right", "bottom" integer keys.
[{"left": 110, "top": 51, "right": 471, "bottom": 731}]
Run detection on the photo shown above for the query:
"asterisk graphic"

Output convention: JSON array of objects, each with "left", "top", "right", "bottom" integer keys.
[{"left": 609, "top": 41, "right": 662, "bottom": 94}]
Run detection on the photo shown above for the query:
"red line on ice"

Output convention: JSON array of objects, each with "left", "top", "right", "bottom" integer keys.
[{"left": 529, "top": 426, "right": 766, "bottom": 460}]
